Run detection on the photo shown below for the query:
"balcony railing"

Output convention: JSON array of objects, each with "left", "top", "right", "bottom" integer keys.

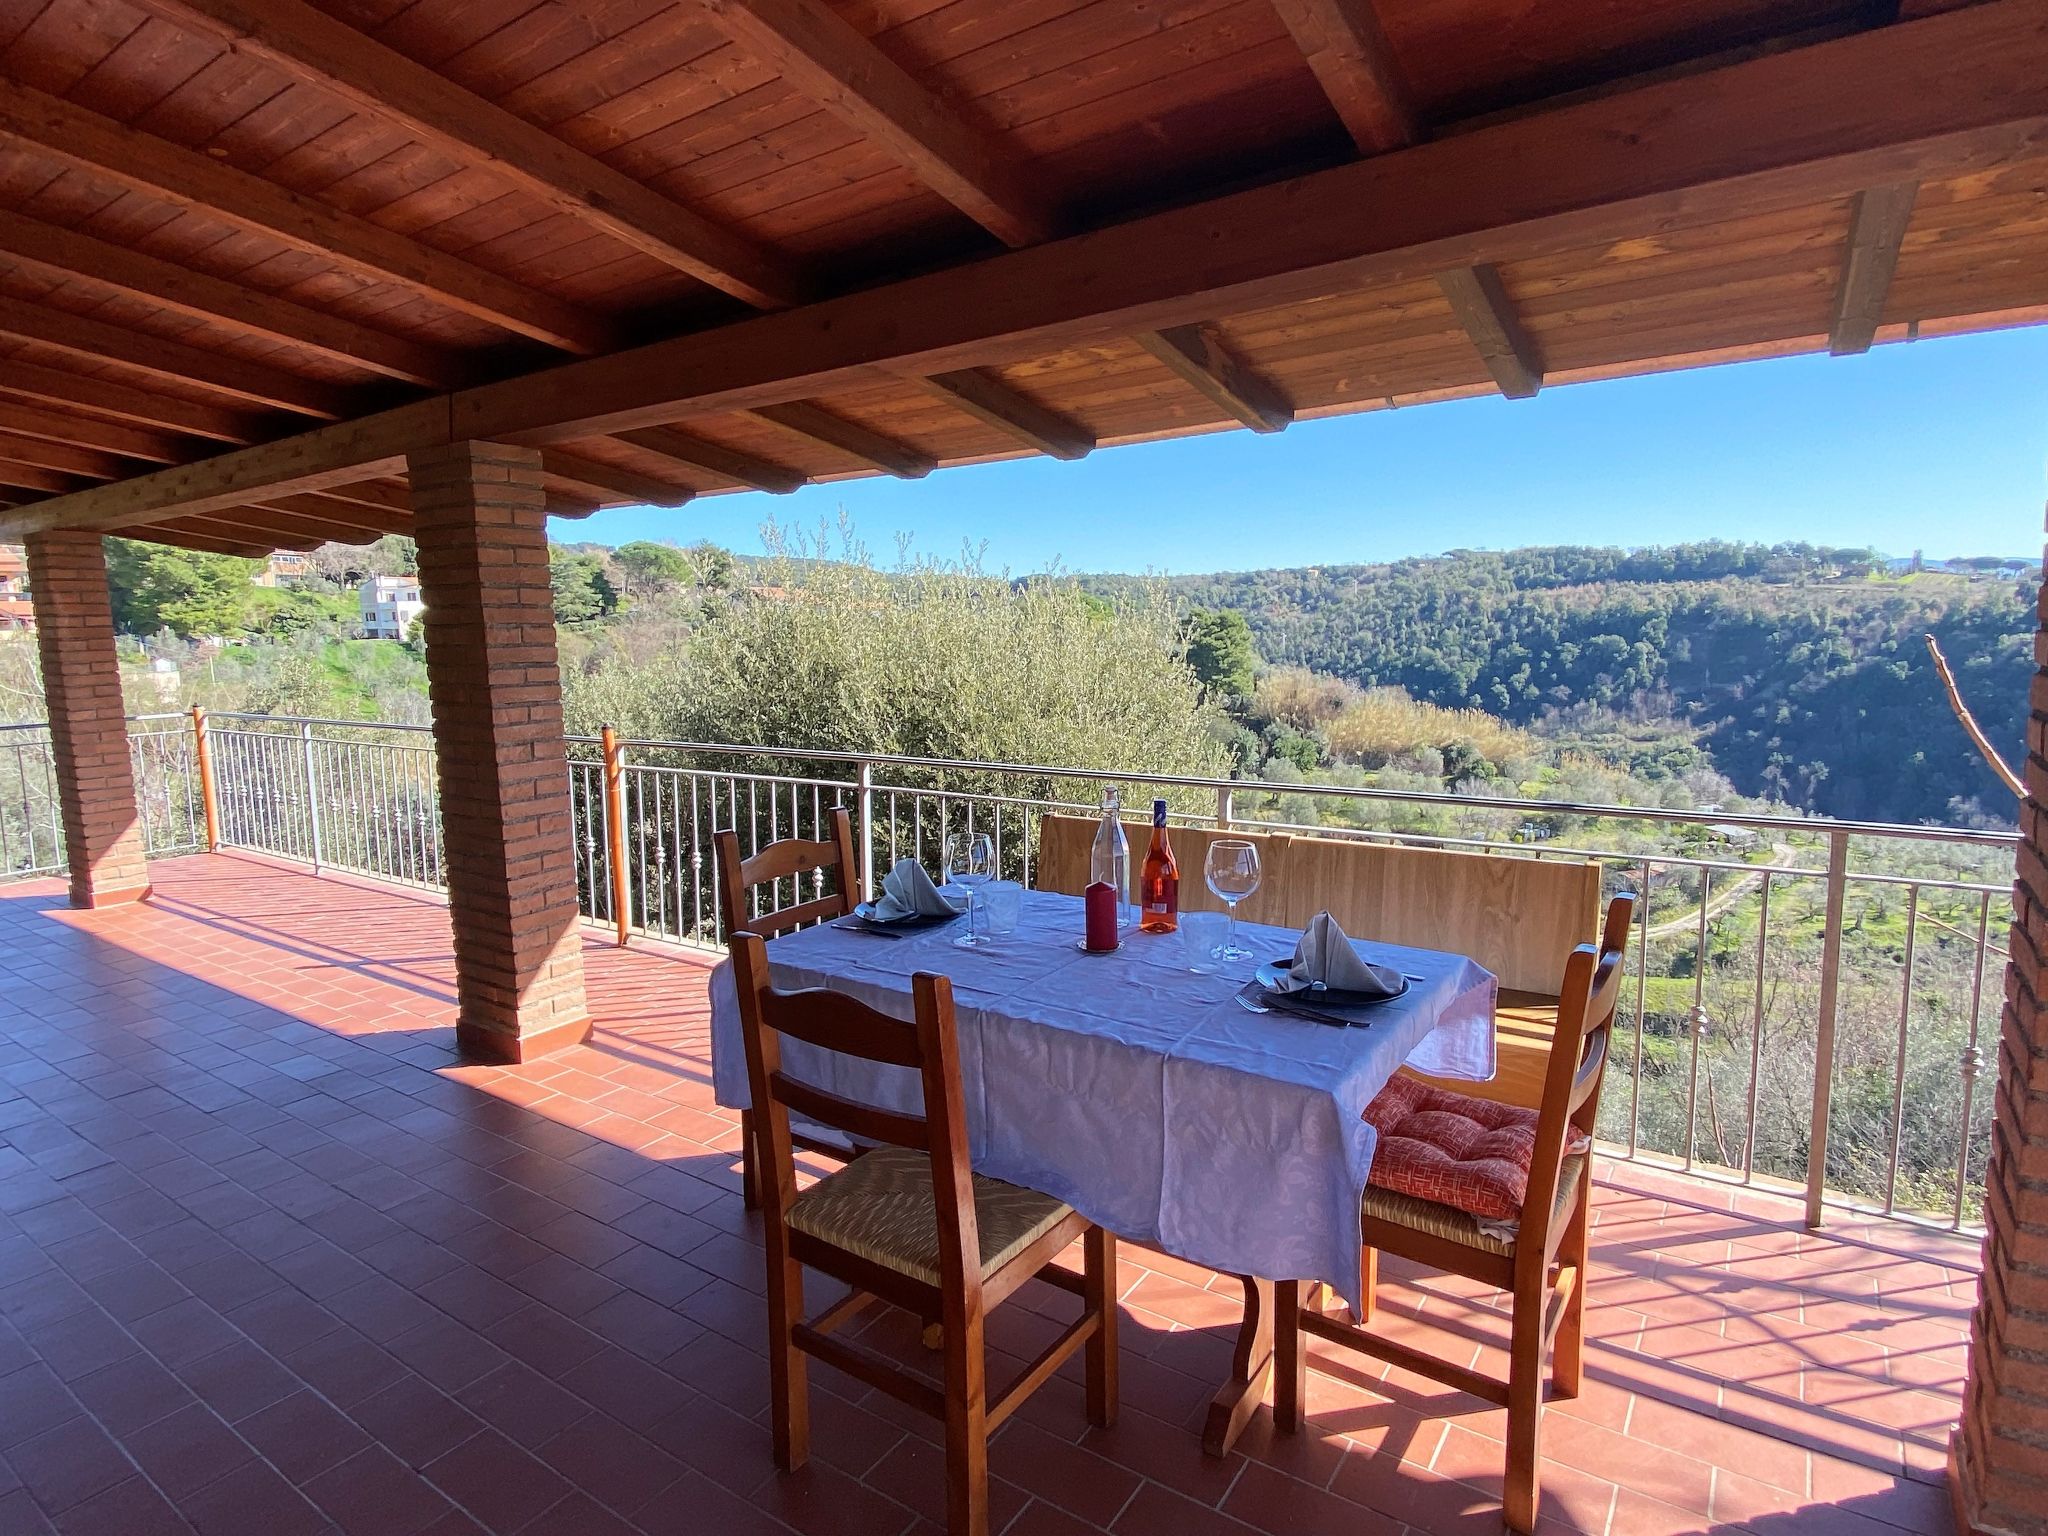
[{"left": 0, "top": 710, "right": 2014, "bottom": 1238}]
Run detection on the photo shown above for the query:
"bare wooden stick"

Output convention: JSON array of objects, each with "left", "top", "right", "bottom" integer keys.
[{"left": 1925, "top": 633, "right": 2024, "bottom": 799}]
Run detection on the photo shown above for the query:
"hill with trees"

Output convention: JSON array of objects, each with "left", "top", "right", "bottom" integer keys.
[{"left": 1100, "top": 543, "right": 2034, "bottom": 826}]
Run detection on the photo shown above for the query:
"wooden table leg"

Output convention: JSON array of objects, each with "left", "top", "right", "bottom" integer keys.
[
  {"left": 1202, "top": 1275, "right": 1274, "bottom": 1458},
  {"left": 1274, "top": 1279, "right": 1306, "bottom": 1434}
]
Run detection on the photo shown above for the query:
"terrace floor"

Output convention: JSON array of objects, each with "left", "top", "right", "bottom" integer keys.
[{"left": 0, "top": 854, "right": 1977, "bottom": 1536}]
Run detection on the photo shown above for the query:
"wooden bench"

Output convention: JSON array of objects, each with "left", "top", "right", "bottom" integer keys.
[{"left": 1036, "top": 813, "right": 1603, "bottom": 1108}]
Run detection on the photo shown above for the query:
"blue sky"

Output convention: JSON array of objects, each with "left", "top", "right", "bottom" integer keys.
[{"left": 559, "top": 325, "right": 2048, "bottom": 576}]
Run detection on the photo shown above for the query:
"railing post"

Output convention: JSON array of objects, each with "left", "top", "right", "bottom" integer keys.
[
  {"left": 857, "top": 758, "right": 877, "bottom": 902},
  {"left": 1805, "top": 828, "right": 1851, "bottom": 1227},
  {"left": 1216, "top": 783, "right": 1234, "bottom": 829},
  {"left": 190, "top": 705, "right": 220, "bottom": 853},
  {"left": 299, "top": 719, "right": 323, "bottom": 872},
  {"left": 602, "top": 726, "right": 630, "bottom": 946}
]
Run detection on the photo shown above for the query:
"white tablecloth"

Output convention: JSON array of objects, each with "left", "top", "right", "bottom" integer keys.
[{"left": 708, "top": 890, "right": 1497, "bottom": 1312}]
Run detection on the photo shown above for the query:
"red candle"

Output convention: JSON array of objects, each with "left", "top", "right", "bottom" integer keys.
[{"left": 1084, "top": 881, "right": 1120, "bottom": 952}]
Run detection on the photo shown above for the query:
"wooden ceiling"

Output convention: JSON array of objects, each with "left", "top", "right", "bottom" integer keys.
[{"left": 0, "top": 0, "right": 2044, "bottom": 556}]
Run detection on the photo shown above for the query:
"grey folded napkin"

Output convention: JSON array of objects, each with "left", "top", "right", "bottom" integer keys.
[
  {"left": 1278, "top": 911, "right": 1405, "bottom": 998},
  {"left": 867, "top": 859, "right": 965, "bottom": 922}
]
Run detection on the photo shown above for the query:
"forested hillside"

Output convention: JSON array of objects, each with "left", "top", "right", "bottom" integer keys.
[{"left": 1104, "top": 544, "right": 2036, "bottom": 826}]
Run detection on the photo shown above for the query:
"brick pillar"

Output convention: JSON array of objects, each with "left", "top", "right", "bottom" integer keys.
[
  {"left": 409, "top": 441, "right": 590, "bottom": 1064},
  {"left": 1951, "top": 573, "right": 2048, "bottom": 1536},
  {"left": 25, "top": 531, "right": 150, "bottom": 909}
]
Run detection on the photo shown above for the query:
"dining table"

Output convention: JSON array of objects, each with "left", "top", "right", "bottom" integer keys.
[{"left": 706, "top": 886, "right": 1499, "bottom": 1454}]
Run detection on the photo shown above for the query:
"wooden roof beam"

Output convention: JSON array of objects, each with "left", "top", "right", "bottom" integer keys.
[
  {"left": 1134, "top": 326, "right": 1292, "bottom": 433},
  {"left": 0, "top": 432, "right": 124, "bottom": 480},
  {"left": 611, "top": 428, "right": 804, "bottom": 494},
  {"left": 315, "top": 479, "right": 413, "bottom": 514},
  {"left": 922, "top": 372, "right": 1094, "bottom": 461},
  {"left": 750, "top": 402, "right": 936, "bottom": 479},
  {"left": 211, "top": 503, "right": 391, "bottom": 545},
  {"left": 538, "top": 452, "right": 694, "bottom": 508},
  {"left": 1272, "top": 0, "right": 1421, "bottom": 154},
  {"left": 0, "top": 402, "right": 198, "bottom": 465},
  {"left": 695, "top": 0, "right": 1059, "bottom": 247},
  {"left": 253, "top": 493, "right": 412, "bottom": 536},
  {"left": 0, "top": 86, "right": 612, "bottom": 356},
  {"left": 149, "top": 517, "right": 314, "bottom": 556},
  {"left": 1830, "top": 182, "right": 1919, "bottom": 355},
  {"left": 0, "top": 215, "right": 467, "bottom": 388},
  {"left": 0, "top": 461, "right": 77, "bottom": 494},
  {"left": 0, "top": 296, "right": 354, "bottom": 418},
  {"left": 1435, "top": 264, "right": 1543, "bottom": 399},
  {"left": 136, "top": 0, "right": 806, "bottom": 310},
  {"left": 0, "top": 359, "right": 265, "bottom": 443},
  {"left": 8, "top": 0, "right": 2045, "bottom": 540}
]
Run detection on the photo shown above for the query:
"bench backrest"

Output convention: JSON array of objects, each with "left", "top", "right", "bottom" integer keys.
[{"left": 1036, "top": 813, "right": 1600, "bottom": 994}]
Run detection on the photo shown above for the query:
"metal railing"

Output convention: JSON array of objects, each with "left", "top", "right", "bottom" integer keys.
[
  {"left": 1, "top": 711, "right": 2013, "bottom": 1234},
  {"left": 1, "top": 714, "right": 203, "bottom": 878}
]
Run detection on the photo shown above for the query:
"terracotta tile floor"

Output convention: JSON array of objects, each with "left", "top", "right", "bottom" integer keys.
[{"left": 0, "top": 854, "right": 1977, "bottom": 1536}]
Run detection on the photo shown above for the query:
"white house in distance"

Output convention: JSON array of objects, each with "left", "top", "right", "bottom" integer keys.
[{"left": 359, "top": 574, "right": 425, "bottom": 640}]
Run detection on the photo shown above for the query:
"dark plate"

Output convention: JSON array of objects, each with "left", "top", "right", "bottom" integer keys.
[
  {"left": 1253, "top": 960, "right": 1408, "bottom": 1005},
  {"left": 846, "top": 903, "right": 961, "bottom": 931}
]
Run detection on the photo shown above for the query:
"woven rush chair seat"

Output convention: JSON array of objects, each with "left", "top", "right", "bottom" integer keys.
[
  {"left": 1360, "top": 1152, "right": 1587, "bottom": 1258},
  {"left": 789, "top": 1147, "right": 1076, "bottom": 1287}
]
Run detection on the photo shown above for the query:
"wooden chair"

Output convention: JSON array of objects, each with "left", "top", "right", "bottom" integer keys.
[
  {"left": 713, "top": 809, "right": 860, "bottom": 1210},
  {"left": 729, "top": 931, "right": 1118, "bottom": 1536},
  {"left": 1280, "top": 893, "right": 1635, "bottom": 1535}
]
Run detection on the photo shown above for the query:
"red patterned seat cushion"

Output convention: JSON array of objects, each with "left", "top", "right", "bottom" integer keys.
[{"left": 1363, "top": 1076, "right": 1589, "bottom": 1222}]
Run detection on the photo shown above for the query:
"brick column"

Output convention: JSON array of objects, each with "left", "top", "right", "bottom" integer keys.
[
  {"left": 25, "top": 530, "right": 150, "bottom": 909},
  {"left": 409, "top": 441, "right": 591, "bottom": 1064},
  {"left": 1951, "top": 572, "right": 2048, "bottom": 1536}
]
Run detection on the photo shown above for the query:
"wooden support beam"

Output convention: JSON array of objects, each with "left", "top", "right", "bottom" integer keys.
[
  {"left": 315, "top": 480, "right": 414, "bottom": 514},
  {"left": 250, "top": 494, "right": 412, "bottom": 537},
  {"left": 1134, "top": 326, "right": 1292, "bottom": 433},
  {"left": 612, "top": 428, "right": 805, "bottom": 494},
  {"left": 199, "top": 503, "right": 385, "bottom": 545},
  {"left": 0, "top": 296, "right": 354, "bottom": 418},
  {"left": 148, "top": 517, "right": 311, "bottom": 556},
  {"left": 0, "top": 432, "right": 124, "bottom": 480},
  {"left": 8, "top": 0, "right": 2046, "bottom": 539},
  {"left": 0, "top": 215, "right": 467, "bottom": 388},
  {"left": 1830, "top": 182, "right": 1919, "bottom": 355},
  {"left": 1272, "top": 0, "right": 1421, "bottom": 154},
  {"left": 696, "top": 0, "right": 1058, "bottom": 246},
  {"left": 0, "top": 359, "right": 265, "bottom": 443},
  {"left": 135, "top": 0, "right": 806, "bottom": 311},
  {"left": 921, "top": 372, "right": 1094, "bottom": 460},
  {"left": 0, "top": 402, "right": 195, "bottom": 465},
  {"left": 1435, "top": 264, "right": 1543, "bottom": 398},
  {"left": 0, "top": 86, "right": 612, "bottom": 357},
  {"left": 537, "top": 452, "right": 694, "bottom": 508},
  {"left": 750, "top": 402, "right": 936, "bottom": 478}
]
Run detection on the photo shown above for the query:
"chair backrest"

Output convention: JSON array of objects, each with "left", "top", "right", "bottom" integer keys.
[
  {"left": 1518, "top": 893, "right": 1635, "bottom": 1266},
  {"left": 1036, "top": 813, "right": 1599, "bottom": 992},
  {"left": 728, "top": 931, "right": 981, "bottom": 1297},
  {"left": 713, "top": 807, "right": 859, "bottom": 938}
]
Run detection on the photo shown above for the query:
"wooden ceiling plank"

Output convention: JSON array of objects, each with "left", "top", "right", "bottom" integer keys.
[
  {"left": 1830, "top": 182, "right": 1920, "bottom": 354},
  {"left": 749, "top": 401, "right": 936, "bottom": 478},
  {"left": 695, "top": 0, "right": 1058, "bottom": 247},
  {"left": 0, "top": 215, "right": 469, "bottom": 388},
  {"left": 537, "top": 451, "right": 694, "bottom": 507},
  {"left": 0, "top": 431, "right": 124, "bottom": 480},
  {"left": 0, "top": 84, "right": 613, "bottom": 356},
  {"left": 1271, "top": 0, "right": 1421, "bottom": 154},
  {"left": 253, "top": 493, "right": 411, "bottom": 536},
  {"left": 313, "top": 480, "right": 414, "bottom": 514},
  {"left": 921, "top": 371, "right": 1094, "bottom": 460},
  {"left": 1434, "top": 263, "right": 1543, "bottom": 398},
  {"left": 8, "top": 0, "right": 2047, "bottom": 540},
  {"left": 0, "top": 360, "right": 265, "bottom": 443},
  {"left": 1133, "top": 325, "right": 1293, "bottom": 432},
  {"left": 0, "top": 404, "right": 190, "bottom": 465},
  {"left": 612, "top": 428, "right": 805, "bottom": 493},
  {"left": 203, "top": 504, "right": 380, "bottom": 544},
  {"left": 0, "top": 295, "right": 355, "bottom": 418},
  {"left": 133, "top": 0, "right": 807, "bottom": 310}
]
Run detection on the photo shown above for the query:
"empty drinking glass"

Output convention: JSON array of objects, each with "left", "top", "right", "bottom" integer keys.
[
  {"left": 947, "top": 833, "right": 996, "bottom": 947},
  {"left": 1204, "top": 839, "right": 1261, "bottom": 961}
]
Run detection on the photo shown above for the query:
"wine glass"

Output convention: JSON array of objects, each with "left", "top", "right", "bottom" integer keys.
[
  {"left": 1204, "top": 839, "right": 1261, "bottom": 961},
  {"left": 947, "top": 833, "right": 996, "bottom": 948}
]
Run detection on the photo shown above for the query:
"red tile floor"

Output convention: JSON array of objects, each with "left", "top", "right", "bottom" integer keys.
[{"left": 0, "top": 854, "right": 1976, "bottom": 1536}]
